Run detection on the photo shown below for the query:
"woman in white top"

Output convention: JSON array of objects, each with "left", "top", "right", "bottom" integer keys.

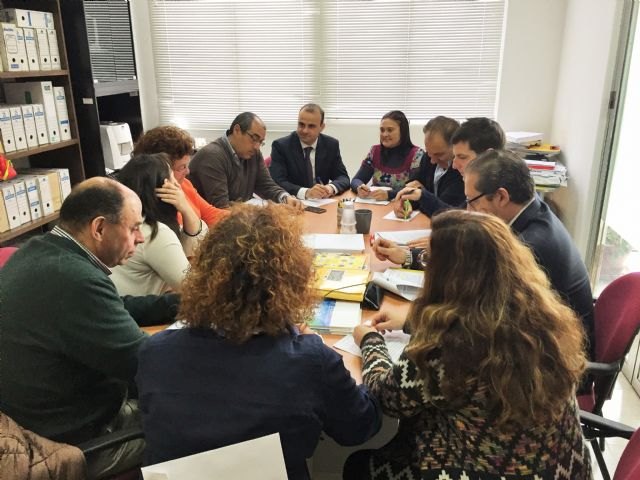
[{"left": 111, "top": 153, "right": 206, "bottom": 296}]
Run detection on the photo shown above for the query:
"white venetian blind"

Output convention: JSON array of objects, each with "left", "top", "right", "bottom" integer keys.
[
  {"left": 149, "top": 0, "right": 315, "bottom": 129},
  {"left": 148, "top": 0, "right": 505, "bottom": 129},
  {"left": 322, "top": 0, "right": 506, "bottom": 120}
]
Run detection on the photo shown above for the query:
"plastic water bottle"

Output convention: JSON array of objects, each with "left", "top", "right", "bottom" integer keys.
[{"left": 340, "top": 202, "right": 357, "bottom": 234}]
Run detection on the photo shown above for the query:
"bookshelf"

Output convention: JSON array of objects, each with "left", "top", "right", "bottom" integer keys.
[{"left": 0, "top": 0, "right": 85, "bottom": 244}]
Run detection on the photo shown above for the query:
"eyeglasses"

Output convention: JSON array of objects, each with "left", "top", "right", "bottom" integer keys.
[
  {"left": 244, "top": 130, "right": 265, "bottom": 147},
  {"left": 465, "top": 191, "right": 490, "bottom": 209}
]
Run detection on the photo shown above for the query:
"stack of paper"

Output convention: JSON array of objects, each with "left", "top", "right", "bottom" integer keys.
[
  {"left": 334, "top": 330, "right": 411, "bottom": 362},
  {"left": 506, "top": 131, "right": 543, "bottom": 147},
  {"left": 308, "top": 299, "right": 362, "bottom": 335},
  {"left": 374, "top": 230, "right": 431, "bottom": 245},
  {"left": 314, "top": 267, "right": 369, "bottom": 302},
  {"left": 303, "top": 234, "right": 365, "bottom": 253},
  {"left": 371, "top": 268, "right": 424, "bottom": 301}
]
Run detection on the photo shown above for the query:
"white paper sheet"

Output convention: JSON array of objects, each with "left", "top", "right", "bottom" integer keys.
[
  {"left": 371, "top": 269, "right": 424, "bottom": 301},
  {"left": 354, "top": 197, "right": 390, "bottom": 206},
  {"left": 302, "top": 198, "right": 336, "bottom": 207},
  {"left": 303, "top": 233, "right": 365, "bottom": 253},
  {"left": 382, "top": 210, "right": 419, "bottom": 222},
  {"left": 141, "top": 433, "right": 287, "bottom": 480},
  {"left": 334, "top": 331, "right": 411, "bottom": 363},
  {"left": 374, "top": 230, "right": 431, "bottom": 245}
]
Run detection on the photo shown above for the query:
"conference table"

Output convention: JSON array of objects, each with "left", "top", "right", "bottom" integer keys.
[{"left": 143, "top": 192, "right": 431, "bottom": 384}]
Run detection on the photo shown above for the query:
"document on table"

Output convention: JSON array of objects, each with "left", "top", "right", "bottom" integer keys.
[
  {"left": 141, "top": 433, "right": 287, "bottom": 480},
  {"left": 354, "top": 197, "right": 390, "bottom": 206},
  {"left": 302, "top": 198, "right": 335, "bottom": 207},
  {"left": 334, "top": 330, "right": 411, "bottom": 362},
  {"left": 303, "top": 233, "right": 365, "bottom": 253},
  {"left": 371, "top": 268, "right": 424, "bottom": 301},
  {"left": 374, "top": 230, "right": 431, "bottom": 245},
  {"left": 383, "top": 210, "right": 419, "bottom": 222}
]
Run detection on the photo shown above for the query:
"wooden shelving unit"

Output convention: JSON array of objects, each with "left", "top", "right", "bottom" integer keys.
[{"left": 0, "top": 0, "right": 85, "bottom": 245}]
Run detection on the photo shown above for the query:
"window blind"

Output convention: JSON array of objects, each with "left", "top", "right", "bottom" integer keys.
[{"left": 148, "top": 0, "right": 505, "bottom": 129}]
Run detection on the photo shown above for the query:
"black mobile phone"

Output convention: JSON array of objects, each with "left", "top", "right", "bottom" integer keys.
[{"left": 305, "top": 206, "right": 327, "bottom": 214}]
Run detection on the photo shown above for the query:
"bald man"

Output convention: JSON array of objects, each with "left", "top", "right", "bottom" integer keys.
[{"left": 0, "top": 178, "right": 180, "bottom": 478}]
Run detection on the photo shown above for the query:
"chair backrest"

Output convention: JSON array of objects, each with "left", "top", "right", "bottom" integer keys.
[
  {"left": 264, "top": 156, "right": 272, "bottom": 168},
  {"left": 614, "top": 427, "right": 640, "bottom": 480},
  {"left": 0, "top": 246, "right": 18, "bottom": 268},
  {"left": 594, "top": 272, "right": 640, "bottom": 364}
]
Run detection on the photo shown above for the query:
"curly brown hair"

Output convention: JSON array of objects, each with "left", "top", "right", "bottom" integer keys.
[
  {"left": 406, "top": 209, "right": 586, "bottom": 427},
  {"left": 179, "top": 203, "right": 316, "bottom": 343},
  {"left": 133, "top": 125, "right": 194, "bottom": 163}
]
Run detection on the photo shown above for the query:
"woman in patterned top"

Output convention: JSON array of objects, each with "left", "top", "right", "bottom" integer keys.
[
  {"left": 350, "top": 110, "right": 425, "bottom": 201},
  {"left": 345, "top": 209, "right": 591, "bottom": 480}
]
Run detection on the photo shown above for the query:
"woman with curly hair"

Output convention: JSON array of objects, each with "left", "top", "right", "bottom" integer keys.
[
  {"left": 133, "top": 125, "right": 227, "bottom": 227},
  {"left": 344, "top": 209, "right": 591, "bottom": 479},
  {"left": 136, "top": 204, "right": 382, "bottom": 480},
  {"left": 111, "top": 153, "right": 205, "bottom": 295},
  {"left": 351, "top": 110, "right": 425, "bottom": 201}
]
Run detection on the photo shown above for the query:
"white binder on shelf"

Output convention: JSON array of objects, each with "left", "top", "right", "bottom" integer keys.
[
  {"left": 46, "top": 29, "right": 59, "bottom": 70},
  {"left": 52, "top": 86, "right": 71, "bottom": 140},
  {"left": 22, "top": 175, "right": 41, "bottom": 220},
  {"left": 24, "top": 168, "right": 65, "bottom": 211},
  {"left": 15, "top": 27, "right": 29, "bottom": 71},
  {"left": 7, "top": 178, "right": 31, "bottom": 224},
  {"left": 31, "top": 103, "right": 49, "bottom": 145},
  {"left": 35, "top": 173, "right": 54, "bottom": 215},
  {"left": 4, "top": 81, "right": 60, "bottom": 143},
  {"left": 0, "top": 107, "right": 16, "bottom": 152},
  {"left": 34, "top": 27, "right": 50, "bottom": 71},
  {"left": 0, "top": 22, "right": 21, "bottom": 71},
  {"left": 20, "top": 104, "right": 39, "bottom": 148},
  {"left": 7, "top": 105, "right": 28, "bottom": 150},
  {"left": 22, "top": 27, "right": 39, "bottom": 71},
  {"left": 0, "top": 183, "right": 21, "bottom": 230},
  {"left": 2, "top": 9, "right": 54, "bottom": 30}
]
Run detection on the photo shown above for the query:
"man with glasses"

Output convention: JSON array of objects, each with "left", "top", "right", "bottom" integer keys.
[
  {"left": 394, "top": 116, "right": 505, "bottom": 219},
  {"left": 464, "top": 149, "right": 594, "bottom": 357},
  {"left": 269, "top": 103, "right": 350, "bottom": 199},
  {"left": 189, "top": 112, "right": 302, "bottom": 209}
]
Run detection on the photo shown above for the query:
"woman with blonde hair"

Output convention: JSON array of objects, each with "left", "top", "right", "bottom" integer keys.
[
  {"left": 136, "top": 204, "right": 381, "bottom": 480},
  {"left": 345, "top": 209, "right": 591, "bottom": 479}
]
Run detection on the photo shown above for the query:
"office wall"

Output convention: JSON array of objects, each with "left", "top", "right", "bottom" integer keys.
[{"left": 548, "top": 0, "right": 622, "bottom": 259}]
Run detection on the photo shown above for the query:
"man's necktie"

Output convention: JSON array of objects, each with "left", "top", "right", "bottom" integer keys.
[{"left": 303, "top": 146, "right": 313, "bottom": 185}]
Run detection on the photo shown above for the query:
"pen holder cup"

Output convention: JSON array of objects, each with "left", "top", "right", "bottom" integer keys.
[{"left": 355, "top": 209, "right": 373, "bottom": 234}]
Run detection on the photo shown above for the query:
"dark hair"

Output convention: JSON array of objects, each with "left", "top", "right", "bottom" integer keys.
[
  {"left": 225, "top": 112, "right": 262, "bottom": 136},
  {"left": 423, "top": 116, "right": 460, "bottom": 144},
  {"left": 451, "top": 117, "right": 505, "bottom": 154},
  {"left": 381, "top": 110, "right": 413, "bottom": 151},
  {"left": 407, "top": 209, "right": 586, "bottom": 427},
  {"left": 59, "top": 178, "right": 124, "bottom": 232},
  {"left": 180, "top": 203, "right": 316, "bottom": 343},
  {"left": 115, "top": 153, "right": 180, "bottom": 241},
  {"left": 133, "top": 125, "right": 194, "bottom": 163},
  {"left": 465, "top": 149, "right": 535, "bottom": 204},
  {"left": 300, "top": 103, "right": 325, "bottom": 124}
]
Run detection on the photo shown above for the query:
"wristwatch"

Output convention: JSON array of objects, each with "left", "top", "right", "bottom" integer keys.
[{"left": 402, "top": 249, "right": 413, "bottom": 268}]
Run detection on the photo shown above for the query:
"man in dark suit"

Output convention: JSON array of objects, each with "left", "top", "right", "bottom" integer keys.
[
  {"left": 464, "top": 149, "right": 595, "bottom": 358},
  {"left": 269, "top": 104, "right": 350, "bottom": 199}
]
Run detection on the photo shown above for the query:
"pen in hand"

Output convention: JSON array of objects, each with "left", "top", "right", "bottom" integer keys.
[{"left": 403, "top": 199, "right": 411, "bottom": 220}]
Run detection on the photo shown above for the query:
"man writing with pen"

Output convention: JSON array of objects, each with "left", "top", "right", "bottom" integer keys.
[{"left": 269, "top": 103, "right": 351, "bottom": 199}]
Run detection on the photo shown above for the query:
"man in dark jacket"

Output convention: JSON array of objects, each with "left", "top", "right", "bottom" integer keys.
[{"left": 269, "top": 103, "right": 350, "bottom": 199}]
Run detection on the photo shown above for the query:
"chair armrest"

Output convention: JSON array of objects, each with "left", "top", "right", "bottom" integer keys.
[
  {"left": 580, "top": 410, "right": 635, "bottom": 440},
  {"left": 76, "top": 427, "right": 145, "bottom": 456},
  {"left": 584, "top": 361, "right": 620, "bottom": 376}
]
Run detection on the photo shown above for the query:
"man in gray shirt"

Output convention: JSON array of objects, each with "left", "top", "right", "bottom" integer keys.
[{"left": 189, "top": 112, "right": 302, "bottom": 209}]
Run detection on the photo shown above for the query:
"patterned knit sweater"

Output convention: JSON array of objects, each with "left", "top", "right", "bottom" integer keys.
[{"left": 359, "top": 333, "right": 592, "bottom": 480}]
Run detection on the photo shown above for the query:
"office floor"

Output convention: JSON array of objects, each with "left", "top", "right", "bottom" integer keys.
[{"left": 313, "top": 376, "right": 640, "bottom": 480}]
